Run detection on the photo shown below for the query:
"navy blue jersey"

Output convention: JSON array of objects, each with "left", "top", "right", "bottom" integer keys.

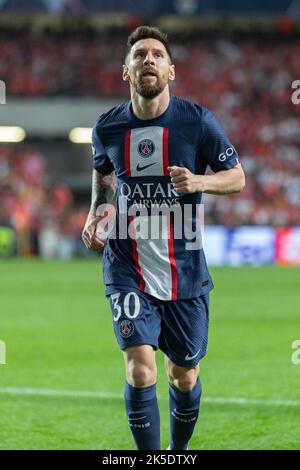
[{"left": 92, "top": 95, "right": 239, "bottom": 300}]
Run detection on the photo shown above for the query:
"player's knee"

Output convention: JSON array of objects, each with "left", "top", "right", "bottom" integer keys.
[
  {"left": 175, "top": 376, "right": 198, "bottom": 392},
  {"left": 126, "top": 362, "right": 157, "bottom": 388},
  {"left": 167, "top": 364, "right": 199, "bottom": 392}
]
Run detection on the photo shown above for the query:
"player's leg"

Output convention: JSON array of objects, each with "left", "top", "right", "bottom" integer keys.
[
  {"left": 164, "top": 356, "right": 199, "bottom": 392},
  {"left": 107, "top": 290, "right": 161, "bottom": 450},
  {"left": 159, "top": 293, "right": 209, "bottom": 450},
  {"left": 124, "top": 344, "right": 157, "bottom": 387},
  {"left": 164, "top": 357, "right": 201, "bottom": 450},
  {"left": 123, "top": 344, "right": 160, "bottom": 450}
]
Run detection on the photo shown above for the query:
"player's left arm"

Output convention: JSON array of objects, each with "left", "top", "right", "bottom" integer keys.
[
  {"left": 169, "top": 107, "right": 246, "bottom": 195},
  {"left": 168, "top": 163, "right": 245, "bottom": 195}
]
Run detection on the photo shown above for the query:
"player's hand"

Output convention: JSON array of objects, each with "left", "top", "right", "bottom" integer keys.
[
  {"left": 168, "top": 166, "right": 204, "bottom": 193},
  {"left": 82, "top": 214, "right": 106, "bottom": 251}
]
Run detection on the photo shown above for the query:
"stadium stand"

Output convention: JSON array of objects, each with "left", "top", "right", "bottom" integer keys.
[{"left": 1, "top": 27, "right": 300, "bottom": 255}]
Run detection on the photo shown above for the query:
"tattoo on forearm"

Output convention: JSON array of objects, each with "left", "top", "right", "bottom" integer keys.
[{"left": 90, "top": 170, "right": 115, "bottom": 214}]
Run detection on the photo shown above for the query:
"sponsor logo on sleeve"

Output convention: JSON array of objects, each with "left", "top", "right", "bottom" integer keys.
[{"left": 218, "top": 146, "right": 235, "bottom": 162}]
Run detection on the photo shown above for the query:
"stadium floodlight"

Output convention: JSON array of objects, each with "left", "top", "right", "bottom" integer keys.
[
  {"left": 0, "top": 126, "right": 26, "bottom": 142},
  {"left": 69, "top": 127, "right": 92, "bottom": 144}
]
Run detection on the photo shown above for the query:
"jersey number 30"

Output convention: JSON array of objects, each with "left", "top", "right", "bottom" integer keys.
[{"left": 111, "top": 292, "right": 141, "bottom": 321}]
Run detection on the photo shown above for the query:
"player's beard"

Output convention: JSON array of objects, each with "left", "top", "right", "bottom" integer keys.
[{"left": 135, "top": 74, "right": 167, "bottom": 99}]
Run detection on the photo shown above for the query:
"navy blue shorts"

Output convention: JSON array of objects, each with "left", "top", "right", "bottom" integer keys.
[{"left": 107, "top": 289, "right": 210, "bottom": 367}]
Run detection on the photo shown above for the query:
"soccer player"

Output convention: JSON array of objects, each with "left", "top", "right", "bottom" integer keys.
[{"left": 82, "top": 26, "right": 245, "bottom": 450}]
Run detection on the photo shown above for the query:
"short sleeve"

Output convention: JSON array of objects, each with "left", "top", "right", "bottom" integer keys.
[
  {"left": 200, "top": 109, "right": 239, "bottom": 172},
  {"left": 92, "top": 125, "right": 115, "bottom": 175}
]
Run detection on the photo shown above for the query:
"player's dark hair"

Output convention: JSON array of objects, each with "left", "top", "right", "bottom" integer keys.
[{"left": 126, "top": 26, "right": 173, "bottom": 63}]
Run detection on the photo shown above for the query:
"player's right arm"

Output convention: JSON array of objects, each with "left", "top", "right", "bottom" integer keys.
[
  {"left": 82, "top": 119, "right": 116, "bottom": 251},
  {"left": 82, "top": 169, "right": 115, "bottom": 251}
]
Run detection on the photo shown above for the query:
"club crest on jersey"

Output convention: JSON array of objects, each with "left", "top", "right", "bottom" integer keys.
[
  {"left": 120, "top": 320, "right": 135, "bottom": 338},
  {"left": 138, "top": 139, "right": 155, "bottom": 158}
]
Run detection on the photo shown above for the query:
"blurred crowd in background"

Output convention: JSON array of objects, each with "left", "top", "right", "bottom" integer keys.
[
  {"left": 1, "top": 30, "right": 300, "bottom": 257},
  {"left": 0, "top": 145, "right": 87, "bottom": 257}
]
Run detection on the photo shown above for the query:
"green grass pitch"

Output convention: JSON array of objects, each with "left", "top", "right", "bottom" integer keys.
[{"left": 0, "top": 260, "right": 299, "bottom": 450}]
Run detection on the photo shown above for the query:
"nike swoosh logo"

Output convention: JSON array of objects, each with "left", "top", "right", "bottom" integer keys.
[
  {"left": 173, "top": 409, "right": 195, "bottom": 416},
  {"left": 136, "top": 162, "right": 157, "bottom": 172},
  {"left": 128, "top": 416, "right": 147, "bottom": 421},
  {"left": 185, "top": 350, "right": 201, "bottom": 361}
]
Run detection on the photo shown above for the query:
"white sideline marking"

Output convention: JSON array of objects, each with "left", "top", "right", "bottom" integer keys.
[
  {"left": 0, "top": 387, "right": 300, "bottom": 407},
  {"left": 0, "top": 387, "right": 122, "bottom": 399},
  {"left": 204, "top": 396, "right": 300, "bottom": 407}
]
